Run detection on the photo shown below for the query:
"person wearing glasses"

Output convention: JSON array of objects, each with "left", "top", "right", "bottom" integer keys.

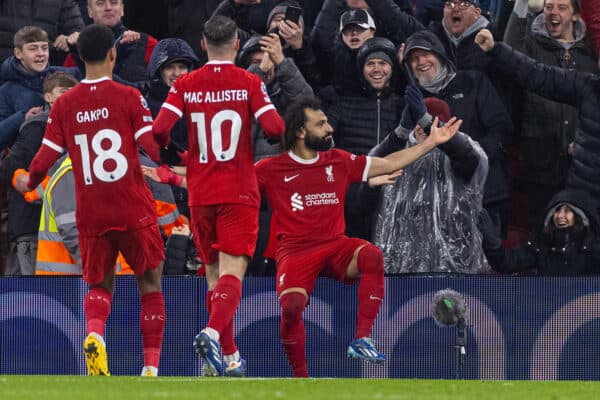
[
  {"left": 428, "top": 0, "right": 499, "bottom": 72},
  {"left": 367, "top": 0, "right": 509, "bottom": 92}
]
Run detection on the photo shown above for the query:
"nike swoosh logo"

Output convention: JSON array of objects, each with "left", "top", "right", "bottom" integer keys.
[
  {"left": 369, "top": 295, "right": 383, "bottom": 301},
  {"left": 284, "top": 175, "right": 299, "bottom": 182}
]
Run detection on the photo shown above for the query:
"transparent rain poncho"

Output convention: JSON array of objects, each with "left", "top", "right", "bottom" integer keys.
[{"left": 373, "top": 132, "right": 491, "bottom": 274}]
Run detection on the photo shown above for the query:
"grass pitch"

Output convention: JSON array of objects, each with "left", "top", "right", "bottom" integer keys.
[{"left": 1, "top": 376, "right": 599, "bottom": 400}]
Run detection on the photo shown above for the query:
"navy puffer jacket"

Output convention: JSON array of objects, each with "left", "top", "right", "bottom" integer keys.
[{"left": 0, "top": 56, "right": 79, "bottom": 149}]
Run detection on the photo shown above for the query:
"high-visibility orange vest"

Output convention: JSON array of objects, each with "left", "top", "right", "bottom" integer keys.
[{"left": 35, "top": 157, "right": 134, "bottom": 275}]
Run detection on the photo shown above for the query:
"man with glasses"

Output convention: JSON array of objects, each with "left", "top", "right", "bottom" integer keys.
[
  {"left": 446, "top": 1, "right": 478, "bottom": 10},
  {"left": 434, "top": 0, "right": 496, "bottom": 70},
  {"left": 424, "top": 0, "right": 515, "bottom": 221},
  {"left": 362, "top": 0, "right": 499, "bottom": 75}
]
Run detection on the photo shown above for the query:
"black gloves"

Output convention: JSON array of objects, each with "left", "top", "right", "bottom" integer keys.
[{"left": 478, "top": 208, "right": 503, "bottom": 250}]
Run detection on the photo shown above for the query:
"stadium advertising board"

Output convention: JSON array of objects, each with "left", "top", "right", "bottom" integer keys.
[{"left": 1, "top": 276, "right": 599, "bottom": 379}]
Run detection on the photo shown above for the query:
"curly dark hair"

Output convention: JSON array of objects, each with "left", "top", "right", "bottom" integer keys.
[{"left": 282, "top": 97, "right": 322, "bottom": 151}]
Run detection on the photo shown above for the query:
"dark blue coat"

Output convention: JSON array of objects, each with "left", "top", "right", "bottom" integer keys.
[{"left": 0, "top": 56, "right": 79, "bottom": 149}]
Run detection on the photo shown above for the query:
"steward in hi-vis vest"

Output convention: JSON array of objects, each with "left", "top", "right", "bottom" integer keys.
[{"left": 35, "top": 155, "right": 185, "bottom": 275}]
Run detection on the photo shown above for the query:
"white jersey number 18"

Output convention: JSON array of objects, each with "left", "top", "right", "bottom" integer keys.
[{"left": 74, "top": 129, "right": 128, "bottom": 185}]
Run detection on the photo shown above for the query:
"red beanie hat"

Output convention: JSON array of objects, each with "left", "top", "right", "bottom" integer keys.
[{"left": 424, "top": 97, "right": 451, "bottom": 123}]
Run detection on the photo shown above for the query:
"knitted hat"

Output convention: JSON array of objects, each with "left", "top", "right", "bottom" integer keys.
[
  {"left": 365, "top": 50, "right": 393, "bottom": 66},
  {"left": 425, "top": 97, "right": 451, "bottom": 123}
]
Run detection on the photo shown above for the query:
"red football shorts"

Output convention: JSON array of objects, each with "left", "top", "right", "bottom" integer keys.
[
  {"left": 190, "top": 204, "right": 259, "bottom": 265},
  {"left": 275, "top": 236, "right": 368, "bottom": 296},
  {"left": 80, "top": 223, "right": 165, "bottom": 285}
]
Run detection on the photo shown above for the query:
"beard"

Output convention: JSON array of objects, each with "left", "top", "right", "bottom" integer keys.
[{"left": 305, "top": 131, "right": 334, "bottom": 151}]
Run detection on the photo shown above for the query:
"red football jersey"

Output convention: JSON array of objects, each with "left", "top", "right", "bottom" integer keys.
[
  {"left": 256, "top": 149, "right": 371, "bottom": 248},
  {"left": 42, "top": 78, "right": 157, "bottom": 236},
  {"left": 161, "top": 61, "right": 279, "bottom": 207}
]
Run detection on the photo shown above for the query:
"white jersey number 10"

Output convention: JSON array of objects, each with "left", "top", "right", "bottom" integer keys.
[{"left": 191, "top": 110, "right": 242, "bottom": 163}]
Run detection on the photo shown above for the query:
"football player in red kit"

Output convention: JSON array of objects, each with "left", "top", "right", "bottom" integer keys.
[
  {"left": 256, "top": 97, "right": 462, "bottom": 377},
  {"left": 153, "top": 16, "right": 285, "bottom": 376},
  {"left": 25, "top": 24, "right": 165, "bottom": 377}
]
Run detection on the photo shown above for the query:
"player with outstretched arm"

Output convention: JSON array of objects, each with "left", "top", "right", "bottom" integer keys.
[{"left": 255, "top": 97, "right": 462, "bottom": 377}]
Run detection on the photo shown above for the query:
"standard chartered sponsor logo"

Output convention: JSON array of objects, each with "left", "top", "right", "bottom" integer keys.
[
  {"left": 304, "top": 192, "right": 339, "bottom": 206},
  {"left": 291, "top": 193, "right": 303, "bottom": 211},
  {"left": 290, "top": 192, "right": 340, "bottom": 211}
]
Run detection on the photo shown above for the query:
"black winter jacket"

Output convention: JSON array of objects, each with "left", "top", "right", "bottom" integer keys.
[
  {"left": 163, "top": 233, "right": 192, "bottom": 275},
  {"left": 67, "top": 23, "right": 151, "bottom": 83},
  {"left": 212, "top": 0, "right": 279, "bottom": 35},
  {"left": 485, "top": 189, "right": 600, "bottom": 276},
  {"left": 504, "top": 14, "right": 599, "bottom": 186},
  {"left": 404, "top": 30, "right": 512, "bottom": 204},
  {"left": 327, "top": 87, "right": 402, "bottom": 156},
  {"left": 427, "top": 18, "right": 498, "bottom": 74},
  {"left": 427, "top": 16, "right": 518, "bottom": 120},
  {"left": 163, "top": 0, "right": 221, "bottom": 64},
  {"left": 248, "top": 56, "right": 314, "bottom": 161},
  {"left": 215, "top": 0, "right": 322, "bottom": 89},
  {"left": 311, "top": 0, "right": 421, "bottom": 94},
  {"left": 0, "top": 110, "right": 47, "bottom": 241},
  {"left": 490, "top": 42, "right": 600, "bottom": 210}
]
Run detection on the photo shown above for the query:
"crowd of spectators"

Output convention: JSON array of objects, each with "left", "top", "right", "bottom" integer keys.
[{"left": 2, "top": 0, "right": 600, "bottom": 277}]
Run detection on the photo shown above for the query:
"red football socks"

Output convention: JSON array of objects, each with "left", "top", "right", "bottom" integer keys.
[
  {"left": 207, "top": 274, "right": 242, "bottom": 335},
  {"left": 84, "top": 287, "right": 112, "bottom": 336},
  {"left": 220, "top": 319, "right": 238, "bottom": 356},
  {"left": 140, "top": 291, "right": 165, "bottom": 368},
  {"left": 279, "top": 292, "right": 308, "bottom": 377},
  {"left": 355, "top": 245, "right": 385, "bottom": 339},
  {"left": 206, "top": 288, "right": 237, "bottom": 355}
]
